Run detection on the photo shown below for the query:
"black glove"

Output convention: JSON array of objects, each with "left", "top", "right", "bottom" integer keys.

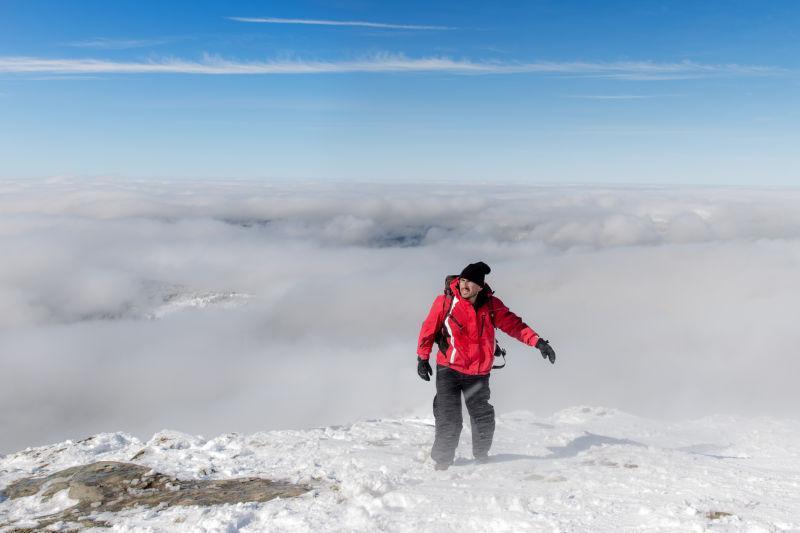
[
  {"left": 417, "top": 357, "right": 433, "bottom": 381},
  {"left": 536, "top": 338, "right": 556, "bottom": 364}
]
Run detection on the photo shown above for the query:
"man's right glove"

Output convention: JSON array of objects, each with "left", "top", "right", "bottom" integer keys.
[
  {"left": 536, "top": 338, "right": 556, "bottom": 364},
  {"left": 417, "top": 357, "right": 433, "bottom": 381}
]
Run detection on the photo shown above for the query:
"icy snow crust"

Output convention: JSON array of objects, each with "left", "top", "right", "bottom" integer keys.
[{"left": 2, "top": 407, "right": 799, "bottom": 532}]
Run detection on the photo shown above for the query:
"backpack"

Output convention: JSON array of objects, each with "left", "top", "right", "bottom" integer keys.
[{"left": 433, "top": 275, "right": 507, "bottom": 369}]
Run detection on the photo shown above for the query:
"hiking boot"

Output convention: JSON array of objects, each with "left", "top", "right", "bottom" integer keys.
[
  {"left": 434, "top": 462, "right": 451, "bottom": 471},
  {"left": 475, "top": 454, "right": 491, "bottom": 464}
]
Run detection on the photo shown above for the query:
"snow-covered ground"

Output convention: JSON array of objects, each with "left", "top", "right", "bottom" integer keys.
[{"left": 2, "top": 406, "right": 799, "bottom": 532}]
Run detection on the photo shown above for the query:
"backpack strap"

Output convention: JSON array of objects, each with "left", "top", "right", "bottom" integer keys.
[
  {"left": 434, "top": 294, "right": 454, "bottom": 354},
  {"left": 492, "top": 344, "right": 506, "bottom": 369},
  {"left": 489, "top": 298, "right": 505, "bottom": 369}
]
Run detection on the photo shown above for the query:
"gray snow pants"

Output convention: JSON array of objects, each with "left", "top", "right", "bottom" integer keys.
[{"left": 431, "top": 365, "right": 495, "bottom": 465}]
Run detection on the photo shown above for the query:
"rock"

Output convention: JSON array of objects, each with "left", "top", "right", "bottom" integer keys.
[{"left": 1, "top": 461, "right": 310, "bottom": 530}]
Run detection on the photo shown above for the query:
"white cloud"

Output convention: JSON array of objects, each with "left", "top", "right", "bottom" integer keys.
[
  {"left": 228, "top": 16, "right": 454, "bottom": 30},
  {"left": 1, "top": 179, "right": 799, "bottom": 453},
  {"left": 566, "top": 94, "right": 662, "bottom": 100},
  {"left": 67, "top": 37, "right": 172, "bottom": 50},
  {"left": 0, "top": 54, "right": 784, "bottom": 78}
]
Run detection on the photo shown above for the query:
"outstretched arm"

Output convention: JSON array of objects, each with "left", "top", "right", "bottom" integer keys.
[
  {"left": 417, "top": 294, "right": 447, "bottom": 360},
  {"left": 489, "top": 296, "right": 540, "bottom": 347}
]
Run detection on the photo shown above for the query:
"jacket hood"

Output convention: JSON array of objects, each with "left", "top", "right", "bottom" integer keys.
[{"left": 451, "top": 276, "right": 493, "bottom": 307}]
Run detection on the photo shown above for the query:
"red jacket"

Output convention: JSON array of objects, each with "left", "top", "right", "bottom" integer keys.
[{"left": 417, "top": 277, "right": 540, "bottom": 375}]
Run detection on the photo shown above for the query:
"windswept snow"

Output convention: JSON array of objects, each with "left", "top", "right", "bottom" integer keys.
[{"left": 2, "top": 407, "right": 799, "bottom": 532}]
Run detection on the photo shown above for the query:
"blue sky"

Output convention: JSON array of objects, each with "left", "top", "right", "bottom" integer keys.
[{"left": 1, "top": 0, "right": 798, "bottom": 184}]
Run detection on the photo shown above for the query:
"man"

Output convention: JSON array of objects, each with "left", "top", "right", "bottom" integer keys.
[{"left": 416, "top": 261, "right": 556, "bottom": 470}]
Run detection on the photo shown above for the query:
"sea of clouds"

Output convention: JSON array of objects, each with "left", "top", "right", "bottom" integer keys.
[{"left": 1, "top": 178, "right": 799, "bottom": 453}]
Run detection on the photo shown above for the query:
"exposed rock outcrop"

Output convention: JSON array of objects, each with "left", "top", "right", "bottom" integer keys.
[{"left": 1, "top": 461, "right": 310, "bottom": 531}]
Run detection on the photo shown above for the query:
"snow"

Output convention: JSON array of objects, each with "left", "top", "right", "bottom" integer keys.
[
  {"left": 147, "top": 287, "right": 254, "bottom": 320},
  {"left": 2, "top": 407, "right": 799, "bottom": 532},
  {"left": 0, "top": 488, "right": 78, "bottom": 530}
]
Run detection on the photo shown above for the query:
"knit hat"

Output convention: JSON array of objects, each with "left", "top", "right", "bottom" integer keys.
[{"left": 460, "top": 261, "right": 491, "bottom": 287}]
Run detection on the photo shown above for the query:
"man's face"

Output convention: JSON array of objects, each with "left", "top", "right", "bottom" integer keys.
[{"left": 459, "top": 277, "right": 483, "bottom": 300}]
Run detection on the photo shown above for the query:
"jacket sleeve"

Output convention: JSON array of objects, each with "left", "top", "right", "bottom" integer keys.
[
  {"left": 490, "top": 296, "right": 540, "bottom": 347},
  {"left": 417, "top": 294, "right": 447, "bottom": 360}
]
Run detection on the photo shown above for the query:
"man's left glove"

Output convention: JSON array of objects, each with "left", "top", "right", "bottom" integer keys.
[
  {"left": 417, "top": 357, "right": 433, "bottom": 381},
  {"left": 536, "top": 338, "right": 556, "bottom": 364}
]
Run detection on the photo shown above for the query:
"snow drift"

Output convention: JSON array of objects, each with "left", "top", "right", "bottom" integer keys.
[{"left": 1, "top": 407, "right": 798, "bottom": 531}]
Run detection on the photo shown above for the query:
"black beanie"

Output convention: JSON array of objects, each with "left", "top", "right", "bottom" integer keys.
[{"left": 460, "top": 261, "right": 491, "bottom": 287}]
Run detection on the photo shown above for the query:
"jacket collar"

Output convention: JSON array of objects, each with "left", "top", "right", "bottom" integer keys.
[{"left": 450, "top": 277, "right": 493, "bottom": 307}]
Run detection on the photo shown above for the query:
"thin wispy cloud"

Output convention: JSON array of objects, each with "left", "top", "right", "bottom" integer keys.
[
  {"left": 228, "top": 16, "right": 454, "bottom": 30},
  {"left": 28, "top": 75, "right": 104, "bottom": 81},
  {"left": 567, "top": 94, "right": 660, "bottom": 100},
  {"left": 67, "top": 37, "right": 172, "bottom": 50},
  {"left": 0, "top": 55, "right": 784, "bottom": 79}
]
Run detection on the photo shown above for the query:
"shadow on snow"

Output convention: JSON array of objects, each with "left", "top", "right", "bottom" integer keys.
[{"left": 453, "top": 432, "right": 647, "bottom": 466}]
